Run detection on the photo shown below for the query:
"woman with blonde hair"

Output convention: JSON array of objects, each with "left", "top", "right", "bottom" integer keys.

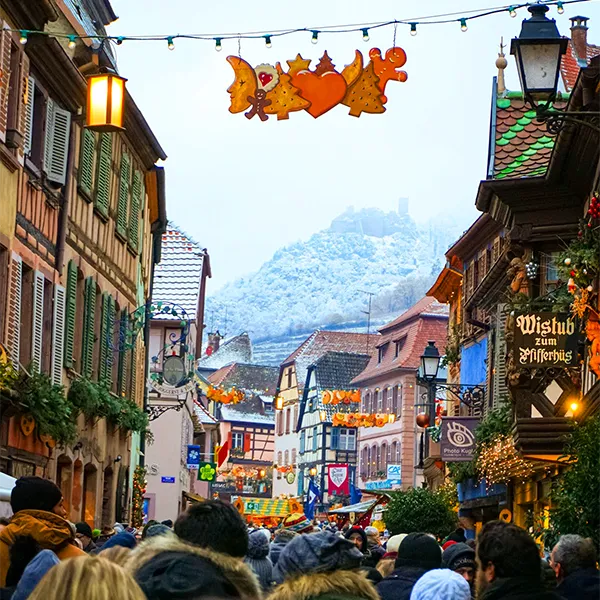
[
  {"left": 28, "top": 556, "right": 146, "bottom": 600},
  {"left": 98, "top": 545, "right": 133, "bottom": 566}
]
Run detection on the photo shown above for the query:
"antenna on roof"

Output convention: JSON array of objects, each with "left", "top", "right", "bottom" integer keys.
[{"left": 359, "top": 290, "right": 375, "bottom": 356}]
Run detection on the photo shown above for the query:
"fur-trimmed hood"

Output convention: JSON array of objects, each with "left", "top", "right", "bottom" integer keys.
[
  {"left": 268, "top": 569, "right": 380, "bottom": 600},
  {"left": 125, "top": 534, "right": 261, "bottom": 600}
]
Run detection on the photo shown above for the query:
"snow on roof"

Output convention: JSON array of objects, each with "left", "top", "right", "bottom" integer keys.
[
  {"left": 219, "top": 405, "right": 275, "bottom": 425},
  {"left": 198, "top": 333, "right": 253, "bottom": 368}
]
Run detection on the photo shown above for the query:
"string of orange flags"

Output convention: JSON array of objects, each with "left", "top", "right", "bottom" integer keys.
[{"left": 9, "top": 1, "right": 587, "bottom": 51}]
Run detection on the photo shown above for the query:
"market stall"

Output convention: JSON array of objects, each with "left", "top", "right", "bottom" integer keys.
[
  {"left": 233, "top": 496, "right": 303, "bottom": 527},
  {"left": 328, "top": 494, "right": 389, "bottom": 529}
]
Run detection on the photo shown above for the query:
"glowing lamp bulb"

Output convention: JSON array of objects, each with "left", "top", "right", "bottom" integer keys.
[
  {"left": 167, "top": 37, "right": 175, "bottom": 50},
  {"left": 570, "top": 402, "right": 579, "bottom": 412},
  {"left": 362, "top": 28, "right": 370, "bottom": 42},
  {"left": 68, "top": 35, "right": 77, "bottom": 49},
  {"left": 215, "top": 38, "right": 222, "bottom": 51},
  {"left": 19, "top": 31, "right": 28, "bottom": 45},
  {"left": 509, "top": 7, "right": 517, "bottom": 18},
  {"left": 460, "top": 19, "right": 468, "bottom": 32},
  {"left": 557, "top": 2, "right": 564, "bottom": 14},
  {"left": 311, "top": 31, "right": 319, "bottom": 44},
  {"left": 410, "top": 23, "right": 417, "bottom": 36},
  {"left": 264, "top": 35, "right": 272, "bottom": 48}
]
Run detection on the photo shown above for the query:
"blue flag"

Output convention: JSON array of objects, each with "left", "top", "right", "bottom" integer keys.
[
  {"left": 305, "top": 479, "right": 321, "bottom": 520},
  {"left": 350, "top": 482, "right": 362, "bottom": 505}
]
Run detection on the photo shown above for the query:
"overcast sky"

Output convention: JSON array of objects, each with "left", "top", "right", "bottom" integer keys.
[{"left": 107, "top": 1, "right": 600, "bottom": 290}]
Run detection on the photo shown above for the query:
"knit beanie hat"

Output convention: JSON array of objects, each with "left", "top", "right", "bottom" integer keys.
[
  {"left": 395, "top": 533, "right": 442, "bottom": 570},
  {"left": 364, "top": 526, "right": 380, "bottom": 539},
  {"left": 245, "top": 533, "right": 273, "bottom": 590},
  {"left": 11, "top": 550, "right": 60, "bottom": 600},
  {"left": 247, "top": 531, "right": 270, "bottom": 559},
  {"left": 442, "top": 540, "right": 458, "bottom": 551},
  {"left": 10, "top": 477, "right": 63, "bottom": 514},
  {"left": 100, "top": 531, "right": 137, "bottom": 550},
  {"left": 386, "top": 534, "right": 408, "bottom": 555},
  {"left": 442, "top": 542, "right": 476, "bottom": 572},
  {"left": 281, "top": 512, "right": 313, "bottom": 534},
  {"left": 409, "top": 568, "right": 471, "bottom": 600},
  {"left": 136, "top": 551, "right": 242, "bottom": 599},
  {"left": 75, "top": 522, "right": 93, "bottom": 538},
  {"left": 92, "top": 529, "right": 101, "bottom": 539},
  {"left": 145, "top": 524, "right": 172, "bottom": 539},
  {"left": 274, "top": 529, "right": 297, "bottom": 543},
  {"left": 274, "top": 531, "right": 363, "bottom": 583}
]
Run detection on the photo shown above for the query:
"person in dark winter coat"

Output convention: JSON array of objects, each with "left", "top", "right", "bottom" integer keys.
[
  {"left": 270, "top": 529, "right": 297, "bottom": 567},
  {"left": 245, "top": 531, "right": 273, "bottom": 591},
  {"left": 344, "top": 526, "right": 372, "bottom": 565},
  {"left": 377, "top": 533, "right": 442, "bottom": 600},
  {"left": 126, "top": 533, "right": 262, "bottom": 600},
  {"left": 550, "top": 534, "right": 600, "bottom": 600},
  {"left": 11, "top": 550, "right": 59, "bottom": 600},
  {"left": 442, "top": 542, "right": 477, "bottom": 595},
  {"left": 75, "top": 522, "right": 97, "bottom": 554},
  {"left": 270, "top": 531, "right": 379, "bottom": 600},
  {"left": 475, "top": 521, "right": 562, "bottom": 600},
  {"left": 364, "top": 527, "right": 386, "bottom": 567}
]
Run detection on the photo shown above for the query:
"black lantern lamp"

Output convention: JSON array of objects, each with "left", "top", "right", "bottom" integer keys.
[
  {"left": 510, "top": 5, "right": 568, "bottom": 107},
  {"left": 420, "top": 341, "right": 441, "bottom": 382}
]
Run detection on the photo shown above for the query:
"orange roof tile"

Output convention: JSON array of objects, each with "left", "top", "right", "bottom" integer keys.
[{"left": 560, "top": 40, "right": 600, "bottom": 92}]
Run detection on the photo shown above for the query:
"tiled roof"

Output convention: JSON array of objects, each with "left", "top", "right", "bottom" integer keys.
[
  {"left": 207, "top": 363, "right": 279, "bottom": 395},
  {"left": 220, "top": 405, "right": 275, "bottom": 425},
  {"left": 560, "top": 40, "right": 600, "bottom": 91},
  {"left": 492, "top": 92, "right": 568, "bottom": 180},
  {"left": 352, "top": 298, "right": 448, "bottom": 385},
  {"left": 198, "top": 333, "right": 253, "bottom": 368},
  {"left": 152, "top": 224, "right": 206, "bottom": 320},
  {"left": 193, "top": 401, "right": 218, "bottom": 425},
  {"left": 282, "top": 330, "right": 380, "bottom": 389}
]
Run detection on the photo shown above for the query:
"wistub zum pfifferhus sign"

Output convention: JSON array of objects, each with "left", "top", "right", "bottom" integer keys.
[{"left": 513, "top": 312, "right": 579, "bottom": 368}]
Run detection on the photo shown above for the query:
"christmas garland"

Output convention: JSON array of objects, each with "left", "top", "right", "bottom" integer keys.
[
  {"left": 321, "top": 389, "right": 361, "bottom": 405},
  {"left": 131, "top": 466, "right": 147, "bottom": 528},
  {"left": 206, "top": 385, "right": 245, "bottom": 404},
  {"left": 332, "top": 412, "right": 395, "bottom": 428}
]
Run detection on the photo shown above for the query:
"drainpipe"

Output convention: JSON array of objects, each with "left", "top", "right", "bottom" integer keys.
[{"left": 55, "top": 122, "right": 77, "bottom": 276}]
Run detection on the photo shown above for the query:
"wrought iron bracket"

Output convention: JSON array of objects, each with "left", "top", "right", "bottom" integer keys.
[
  {"left": 147, "top": 397, "right": 186, "bottom": 421},
  {"left": 416, "top": 379, "right": 486, "bottom": 414},
  {"left": 535, "top": 105, "right": 600, "bottom": 135}
]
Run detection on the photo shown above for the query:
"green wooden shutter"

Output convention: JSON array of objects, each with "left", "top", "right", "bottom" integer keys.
[
  {"left": 64, "top": 260, "right": 77, "bottom": 368},
  {"left": 95, "top": 133, "right": 112, "bottom": 217},
  {"left": 130, "top": 343, "right": 138, "bottom": 403},
  {"left": 98, "top": 294, "right": 115, "bottom": 386},
  {"left": 79, "top": 128, "right": 96, "bottom": 197},
  {"left": 81, "top": 277, "right": 96, "bottom": 379},
  {"left": 118, "top": 311, "right": 129, "bottom": 395},
  {"left": 128, "top": 170, "right": 143, "bottom": 253},
  {"left": 116, "top": 152, "right": 130, "bottom": 238}
]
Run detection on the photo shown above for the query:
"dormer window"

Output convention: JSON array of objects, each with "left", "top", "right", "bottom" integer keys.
[
  {"left": 395, "top": 336, "right": 407, "bottom": 358},
  {"left": 378, "top": 343, "right": 389, "bottom": 363}
]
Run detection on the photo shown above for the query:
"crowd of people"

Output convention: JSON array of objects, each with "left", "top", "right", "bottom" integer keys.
[{"left": 0, "top": 476, "right": 598, "bottom": 599}]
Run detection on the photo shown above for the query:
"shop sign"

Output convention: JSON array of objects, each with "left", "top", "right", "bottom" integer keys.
[
  {"left": 211, "top": 482, "right": 236, "bottom": 493},
  {"left": 365, "top": 479, "right": 393, "bottom": 490},
  {"left": 440, "top": 417, "right": 479, "bottom": 462},
  {"left": 149, "top": 378, "right": 196, "bottom": 396},
  {"left": 513, "top": 312, "right": 578, "bottom": 367},
  {"left": 387, "top": 464, "right": 401, "bottom": 483}
]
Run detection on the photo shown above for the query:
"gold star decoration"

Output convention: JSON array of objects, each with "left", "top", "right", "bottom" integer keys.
[{"left": 286, "top": 54, "right": 312, "bottom": 75}]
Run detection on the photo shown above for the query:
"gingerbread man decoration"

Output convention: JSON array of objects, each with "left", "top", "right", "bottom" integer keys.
[
  {"left": 369, "top": 47, "right": 408, "bottom": 104},
  {"left": 245, "top": 90, "right": 272, "bottom": 122}
]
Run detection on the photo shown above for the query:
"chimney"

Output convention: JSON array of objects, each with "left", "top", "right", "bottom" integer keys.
[
  {"left": 207, "top": 330, "right": 223, "bottom": 354},
  {"left": 570, "top": 16, "right": 589, "bottom": 61}
]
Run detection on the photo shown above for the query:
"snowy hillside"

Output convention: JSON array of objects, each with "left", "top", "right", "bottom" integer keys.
[{"left": 206, "top": 207, "right": 464, "bottom": 364}]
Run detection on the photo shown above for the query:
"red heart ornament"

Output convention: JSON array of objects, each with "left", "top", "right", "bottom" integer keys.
[
  {"left": 291, "top": 70, "right": 347, "bottom": 118},
  {"left": 258, "top": 72, "right": 274, "bottom": 88}
]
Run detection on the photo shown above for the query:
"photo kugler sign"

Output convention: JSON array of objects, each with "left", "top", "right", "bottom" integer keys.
[{"left": 513, "top": 312, "right": 579, "bottom": 368}]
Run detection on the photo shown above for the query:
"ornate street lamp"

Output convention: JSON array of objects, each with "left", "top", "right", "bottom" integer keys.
[
  {"left": 510, "top": 5, "right": 567, "bottom": 106},
  {"left": 87, "top": 71, "right": 127, "bottom": 131},
  {"left": 420, "top": 341, "right": 441, "bottom": 382}
]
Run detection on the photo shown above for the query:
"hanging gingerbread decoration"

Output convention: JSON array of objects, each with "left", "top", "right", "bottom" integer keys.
[{"left": 226, "top": 46, "right": 407, "bottom": 120}]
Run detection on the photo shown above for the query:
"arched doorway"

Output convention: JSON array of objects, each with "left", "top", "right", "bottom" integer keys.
[
  {"left": 72, "top": 459, "right": 83, "bottom": 517},
  {"left": 56, "top": 455, "right": 72, "bottom": 515},
  {"left": 82, "top": 464, "right": 97, "bottom": 526},
  {"left": 102, "top": 466, "right": 114, "bottom": 526},
  {"left": 115, "top": 466, "right": 129, "bottom": 524}
]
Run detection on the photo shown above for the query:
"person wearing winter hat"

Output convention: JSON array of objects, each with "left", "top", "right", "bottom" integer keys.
[
  {"left": 364, "top": 526, "right": 385, "bottom": 567},
  {"left": 444, "top": 528, "right": 467, "bottom": 545},
  {"left": 377, "top": 534, "right": 408, "bottom": 578},
  {"left": 344, "top": 526, "right": 372, "bottom": 566},
  {"left": 280, "top": 513, "right": 314, "bottom": 535},
  {"left": 245, "top": 530, "right": 273, "bottom": 590},
  {"left": 75, "top": 522, "right": 97, "bottom": 553},
  {"left": 442, "top": 542, "right": 476, "bottom": 593},
  {"left": 0, "top": 477, "right": 85, "bottom": 586},
  {"left": 98, "top": 531, "right": 136, "bottom": 551},
  {"left": 125, "top": 531, "right": 262, "bottom": 600},
  {"left": 410, "top": 569, "right": 471, "bottom": 600},
  {"left": 10, "top": 549, "right": 60, "bottom": 600},
  {"left": 270, "top": 529, "right": 297, "bottom": 566},
  {"left": 377, "top": 532, "right": 442, "bottom": 600},
  {"left": 270, "top": 531, "right": 379, "bottom": 600}
]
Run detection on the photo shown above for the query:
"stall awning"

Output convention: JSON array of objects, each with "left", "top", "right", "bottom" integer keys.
[
  {"left": 183, "top": 491, "right": 206, "bottom": 503},
  {"left": 234, "top": 497, "right": 302, "bottom": 517},
  {"left": 329, "top": 499, "right": 377, "bottom": 514}
]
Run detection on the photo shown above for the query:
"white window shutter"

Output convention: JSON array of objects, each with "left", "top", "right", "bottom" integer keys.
[
  {"left": 43, "top": 100, "right": 71, "bottom": 185},
  {"left": 23, "top": 77, "right": 35, "bottom": 156},
  {"left": 0, "top": 27, "right": 12, "bottom": 143},
  {"left": 6, "top": 253, "right": 22, "bottom": 369},
  {"left": 51, "top": 284, "right": 66, "bottom": 386},
  {"left": 31, "top": 270, "right": 45, "bottom": 373}
]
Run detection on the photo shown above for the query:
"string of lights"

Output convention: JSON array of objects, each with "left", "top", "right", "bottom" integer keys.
[{"left": 9, "top": 0, "right": 591, "bottom": 51}]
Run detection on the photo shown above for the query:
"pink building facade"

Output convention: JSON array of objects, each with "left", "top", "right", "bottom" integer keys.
[{"left": 352, "top": 297, "right": 448, "bottom": 491}]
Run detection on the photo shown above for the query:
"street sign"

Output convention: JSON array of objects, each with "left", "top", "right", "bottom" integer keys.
[{"left": 161, "top": 476, "right": 175, "bottom": 484}]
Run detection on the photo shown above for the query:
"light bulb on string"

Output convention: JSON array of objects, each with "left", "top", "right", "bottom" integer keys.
[
  {"left": 460, "top": 18, "right": 468, "bottom": 32},
  {"left": 410, "top": 23, "right": 417, "bottom": 36},
  {"left": 116, "top": 36, "right": 124, "bottom": 45},
  {"left": 311, "top": 30, "right": 319, "bottom": 44},
  {"left": 167, "top": 37, "right": 175, "bottom": 50},
  {"left": 215, "top": 38, "right": 222, "bottom": 52},
  {"left": 264, "top": 35, "right": 272, "bottom": 48},
  {"left": 508, "top": 6, "right": 517, "bottom": 18},
  {"left": 19, "top": 30, "right": 28, "bottom": 45},
  {"left": 362, "top": 28, "right": 370, "bottom": 42},
  {"left": 557, "top": 2, "right": 564, "bottom": 14},
  {"left": 68, "top": 35, "right": 77, "bottom": 49}
]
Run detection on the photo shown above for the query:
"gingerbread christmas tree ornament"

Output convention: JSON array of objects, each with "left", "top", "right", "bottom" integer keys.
[
  {"left": 369, "top": 47, "right": 408, "bottom": 103},
  {"left": 226, "top": 56, "right": 258, "bottom": 113},
  {"left": 342, "top": 61, "right": 385, "bottom": 117},
  {"left": 265, "top": 63, "right": 311, "bottom": 120},
  {"left": 313, "top": 50, "right": 336, "bottom": 76}
]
